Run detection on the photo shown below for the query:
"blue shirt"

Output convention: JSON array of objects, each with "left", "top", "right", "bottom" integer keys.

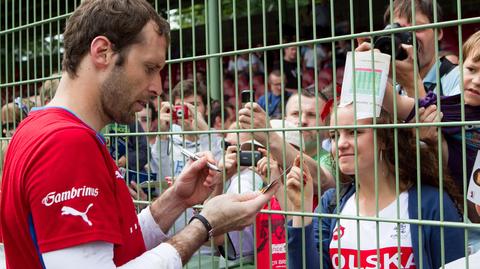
[
  {"left": 257, "top": 91, "right": 291, "bottom": 119},
  {"left": 397, "top": 61, "right": 461, "bottom": 97},
  {"left": 423, "top": 62, "right": 461, "bottom": 96}
]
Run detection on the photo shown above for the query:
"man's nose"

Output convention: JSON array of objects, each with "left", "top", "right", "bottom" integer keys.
[
  {"left": 300, "top": 114, "right": 309, "bottom": 127},
  {"left": 150, "top": 73, "right": 163, "bottom": 97}
]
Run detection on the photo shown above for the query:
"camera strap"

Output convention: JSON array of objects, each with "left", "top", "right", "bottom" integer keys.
[{"left": 424, "top": 56, "right": 457, "bottom": 96}]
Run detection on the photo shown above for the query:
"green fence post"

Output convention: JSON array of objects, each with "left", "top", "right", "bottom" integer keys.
[{"left": 206, "top": 0, "right": 220, "bottom": 101}]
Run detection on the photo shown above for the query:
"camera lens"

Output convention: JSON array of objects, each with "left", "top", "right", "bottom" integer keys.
[
  {"left": 373, "top": 23, "right": 412, "bottom": 61},
  {"left": 374, "top": 34, "right": 408, "bottom": 60}
]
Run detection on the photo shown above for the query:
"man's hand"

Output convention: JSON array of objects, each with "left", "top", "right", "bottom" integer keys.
[
  {"left": 184, "top": 103, "right": 209, "bottom": 131},
  {"left": 166, "top": 182, "right": 279, "bottom": 266},
  {"left": 393, "top": 44, "right": 426, "bottom": 98},
  {"left": 200, "top": 182, "right": 279, "bottom": 236},
  {"left": 149, "top": 153, "right": 218, "bottom": 234},
  {"left": 238, "top": 102, "right": 270, "bottom": 144},
  {"left": 158, "top": 102, "right": 173, "bottom": 140},
  {"left": 355, "top": 41, "right": 373, "bottom": 52},
  {"left": 173, "top": 151, "right": 220, "bottom": 207}
]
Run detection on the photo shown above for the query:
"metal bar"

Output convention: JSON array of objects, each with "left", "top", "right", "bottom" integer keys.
[{"left": 207, "top": 0, "right": 220, "bottom": 101}]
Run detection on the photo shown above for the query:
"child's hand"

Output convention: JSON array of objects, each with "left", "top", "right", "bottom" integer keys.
[
  {"left": 286, "top": 155, "right": 313, "bottom": 212},
  {"left": 414, "top": 105, "right": 442, "bottom": 145},
  {"left": 256, "top": 156, "right": 282, "bottom": 184},
  {"left": 218, "top": 145, "right": 239, "bottom": 179}
]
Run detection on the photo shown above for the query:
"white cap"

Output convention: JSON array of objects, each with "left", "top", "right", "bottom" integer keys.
[
  {"left": 240, "top": 140, "right": 264, "bottom": 151},
  {"left": 270, "top": 119, "right": 301, "bottom": 149}
]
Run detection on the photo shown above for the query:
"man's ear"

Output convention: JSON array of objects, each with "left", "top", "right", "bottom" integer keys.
[
  {"left": 437, "top": 28, "right": 443, "bottom": 41},
  {"left": 90, "top": 36, "right": 114, "bottom": 70}
]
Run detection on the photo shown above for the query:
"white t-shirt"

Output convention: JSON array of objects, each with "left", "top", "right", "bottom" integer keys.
[
  {"left": 443, "top": 250, "right": 480, "bottom": 268},
  {"left": 329, "top": 192, "right": 416, "bottom": 269}
]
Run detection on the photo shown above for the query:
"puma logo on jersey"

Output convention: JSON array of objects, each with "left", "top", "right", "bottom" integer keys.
[
  {"left": 61, "top": 203, "right": 94, "bottom": 226},
  {"left": 115, "top": 170, "right": 124, "bottom": 179}
]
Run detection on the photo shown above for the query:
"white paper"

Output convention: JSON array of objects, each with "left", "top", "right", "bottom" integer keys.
[
  {"left": 340, "top": 51, "right": 391, "bottom": 119},
  {"left": 467, "top": 150, "right": 480, "bottom": 205}
]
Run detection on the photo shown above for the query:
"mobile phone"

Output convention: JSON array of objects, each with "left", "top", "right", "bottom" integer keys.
[
  {"left": 239, "top": 150, "right": 262, "bottom": 166},
  {"left": 172, "top": 105, "right": 189, "bottom": 121},
  {"left": 241, "top": 90, "right": 254, "bottom": 104}
]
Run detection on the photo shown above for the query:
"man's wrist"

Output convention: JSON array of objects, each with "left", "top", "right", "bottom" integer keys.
[
  {"left": 188, "top": 214, "right": 214, "bottom": 242},
  {"left": 188, "top": 218, "right": 209, "bottom": 239},
  {"left": 150, "top": 187, "right": 189, "bottom": 231},
  {"left": 168, "top": 187, "right": 190, "bottom": 209}
]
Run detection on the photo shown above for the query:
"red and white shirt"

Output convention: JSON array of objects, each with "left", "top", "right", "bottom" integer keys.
[
  {"left": 0, "top": 108, "right": 146, "bottom": 269},
  {"left": 329, "top": 192, "right": 416, "bottom": 269}
]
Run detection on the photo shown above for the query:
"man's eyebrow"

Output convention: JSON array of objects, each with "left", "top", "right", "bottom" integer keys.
[{"left": 146, "top": 62, "right": 163, "bottom": 70}]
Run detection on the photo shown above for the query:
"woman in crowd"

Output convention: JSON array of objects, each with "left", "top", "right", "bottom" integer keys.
[
  {"left": 285, "top": 104, "right": 465, "bottom": 269},
  {"left": 376, "top": 30, "right": 480, "bottom": 223}
]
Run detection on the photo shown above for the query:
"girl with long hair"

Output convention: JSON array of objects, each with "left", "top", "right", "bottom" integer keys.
[{"left": 285, "top": 104, "right": 465, "bottom": 269}]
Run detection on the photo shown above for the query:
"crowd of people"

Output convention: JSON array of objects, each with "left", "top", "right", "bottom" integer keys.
[{"left": 1, "top": 0, "right": 480, "bottom": 268}]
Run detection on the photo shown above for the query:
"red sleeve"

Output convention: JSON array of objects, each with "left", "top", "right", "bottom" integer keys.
[{"left": 26, "top": 127, "right": 123, "bottom": 253}]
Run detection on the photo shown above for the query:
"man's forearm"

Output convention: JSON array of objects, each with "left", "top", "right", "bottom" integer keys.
[
  {"left": 166, "top": 219, "right": 208, "bottom": 265},
  {"left": 404, "top": 78, "right": 427, "bottom": 99},
  {"left": 266, "top": 133, "right": 334, "bottom": 192},
  {"left": 384, "top": 82, "right": 415, "bottom": 121},
  {"left": 149, "top": 187, "right": 189, "bottom": 233}
]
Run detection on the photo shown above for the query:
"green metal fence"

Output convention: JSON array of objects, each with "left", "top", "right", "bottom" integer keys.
[{"left": 2, "top": 0, "right": 480, "bottom": 268}]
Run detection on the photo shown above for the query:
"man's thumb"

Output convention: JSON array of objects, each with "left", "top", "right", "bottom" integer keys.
[
  {"left": 247, "top": 182, "right": 279, "bottom": 211},
  {"left": 187, "top": 156, "right": 208, "bottom": 173}
]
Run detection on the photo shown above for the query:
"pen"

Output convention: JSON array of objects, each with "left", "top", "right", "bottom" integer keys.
[
  {"left": 259, "top": 179, "right": 278, "bottom": 194},
  {"left": 176, "top": 145, "right": 222, "bottom": 172}
]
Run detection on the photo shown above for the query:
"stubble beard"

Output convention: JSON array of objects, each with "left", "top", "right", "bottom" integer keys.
[{"left": 100, "top": 66, "right": 136, "bottom": 125}]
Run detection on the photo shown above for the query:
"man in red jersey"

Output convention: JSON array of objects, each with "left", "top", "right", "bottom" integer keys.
[{"left": 0, "top": 1, "right": 276, "bottom": 268}]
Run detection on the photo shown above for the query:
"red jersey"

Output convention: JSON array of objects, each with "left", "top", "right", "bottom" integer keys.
[
  {"left": 255, "top": 197, "right": 286, "bottom": 269},
  {"left": 0, "top": 108, "right": 146, "bottom": 268}
]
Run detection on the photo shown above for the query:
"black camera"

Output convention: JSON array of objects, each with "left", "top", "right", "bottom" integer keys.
[
  {"left": 373, "top": 23, "right": 413, "bottom": 61},
  {"left": 239, "top": 150, "right": 262, "bottom": 166}
]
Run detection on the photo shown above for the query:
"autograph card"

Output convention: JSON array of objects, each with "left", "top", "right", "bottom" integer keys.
[
  {"left": 340, "top": 51, "right": 391, "bottom": 119},
  {"left": 467, "top": 151, "right": 480, "bottom": 205}
]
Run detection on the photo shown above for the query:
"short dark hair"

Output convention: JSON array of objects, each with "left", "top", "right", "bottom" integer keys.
[
  {"left": 209, "top": 102, "right": 235, "bottom": 128},
  {"left": 62, "top": 0, "right": 170, "bottom": 77},
  {"left": 384, "top": 0, "right": 443, "bottom": 25},
  {"left": 172, "top": 79, "right": 208, "bottom": 108}
]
